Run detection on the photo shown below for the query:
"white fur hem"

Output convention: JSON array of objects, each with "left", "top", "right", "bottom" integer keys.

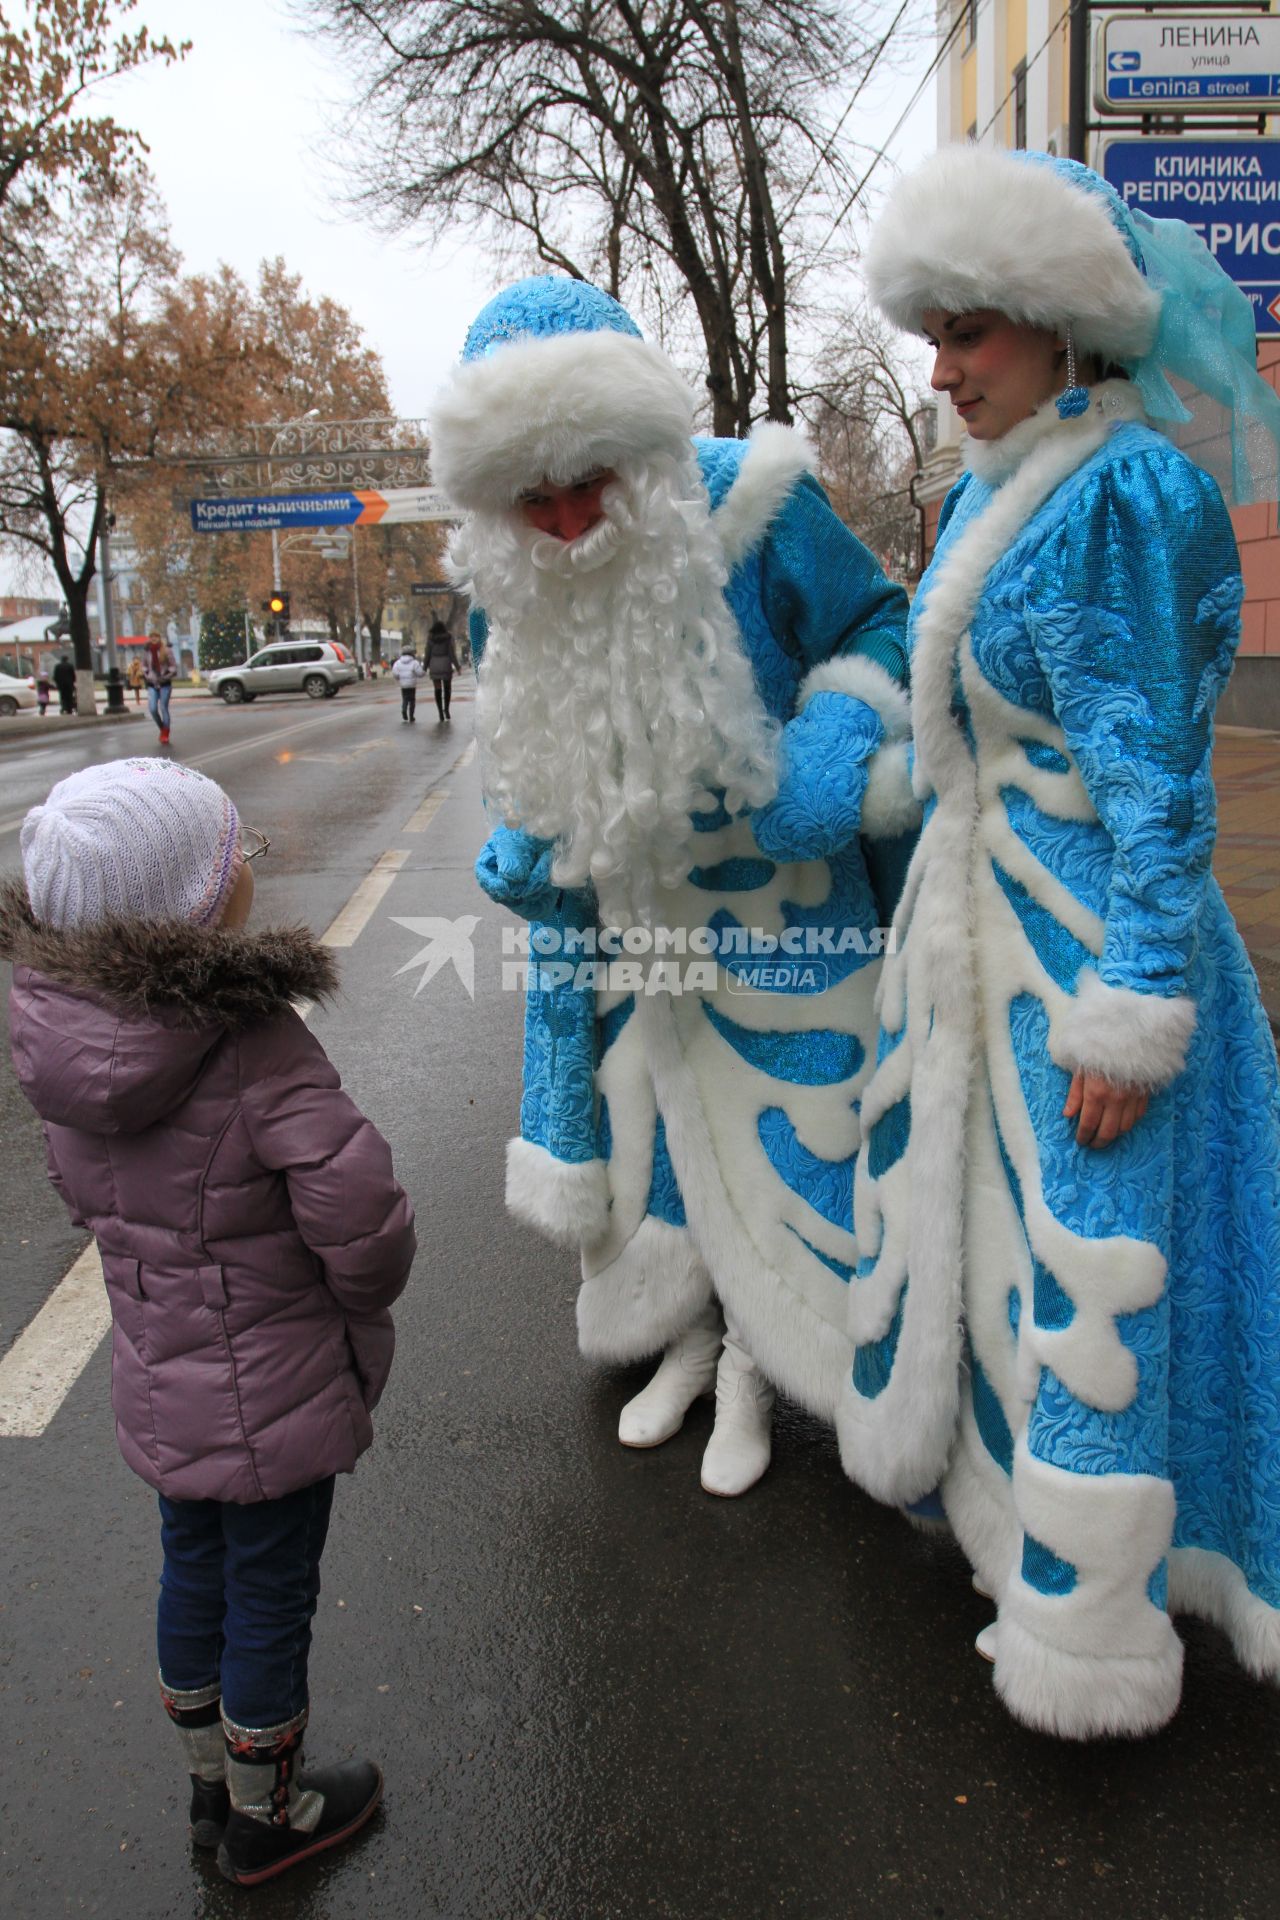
[
  {"left": 1169, "top": 1546, "right": 1280, "bottom": 1682},
  {"left": 1050, "top": 970, "right": 1196, "bottom": 1091},
  {"left": 576, "top": 1216, "right": 713, "bottom": 1363},
  {"left": 796, "top": 654, "right": 911, "bottom": 739},
  {"left": 990, "top": 1612, "right": 1183, "bottom": 1740},
  {"left": 861, "top": 741, "right": 923, "bottom": 840},
  {"left": 429, "top": 331, "right": 695, "bottom": 511},
  {"left": 505, "top": 1138, "right": 610, "bottom": 1247},
  {"left": 712, "top": 422, "right": 816, "bottom": 569}
]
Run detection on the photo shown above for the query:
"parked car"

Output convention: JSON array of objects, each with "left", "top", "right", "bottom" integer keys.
[
  {"left": 205, "top": 641, "right": 357, "bottom": 705},
  {"left": 0, "top": 671, "right": 38, "bottom": 716}
]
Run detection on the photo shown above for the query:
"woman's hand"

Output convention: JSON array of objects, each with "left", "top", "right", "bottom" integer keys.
[{"left": 1063, "top": 1071, "right": 1149, "bottom": 1149}]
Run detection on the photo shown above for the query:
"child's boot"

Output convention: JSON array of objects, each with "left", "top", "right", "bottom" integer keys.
[
  {"left": 700, "top": 1332, "right": 775, "bottom": 1496},
  {"left": 159, "top": 1676, "right": 229, "bottom": 1848},
  {"left": 217, "top": 1707, "right": 383, "bottom": 1887}
]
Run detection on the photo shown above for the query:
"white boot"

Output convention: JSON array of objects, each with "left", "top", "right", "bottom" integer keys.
[
  {"left": 700, "top": 1332, "right": 774, "bottom": 1497},
  {"left": 618, "top": 1308, "right": 722, "bottom": 1448}
]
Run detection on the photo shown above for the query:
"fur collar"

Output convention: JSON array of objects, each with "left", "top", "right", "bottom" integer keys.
[
  {"left": 964, "top": 380, "right": 1145, "bottom": 486},
  {"left": 0, "top": 879, "right": 337, "bottom": 1031}
]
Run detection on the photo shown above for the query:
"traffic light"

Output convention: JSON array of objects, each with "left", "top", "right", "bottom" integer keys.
[{"left": 262, "top": 589, "right": 290, "bottom": 635}]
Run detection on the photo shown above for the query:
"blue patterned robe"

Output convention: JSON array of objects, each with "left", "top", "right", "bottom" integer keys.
[
  {"left": 840, "top": 384, "right": 1280, "bottom": 1737},
  {"left": 476, "top": 428, "right": 915, "bottom": 1419}
]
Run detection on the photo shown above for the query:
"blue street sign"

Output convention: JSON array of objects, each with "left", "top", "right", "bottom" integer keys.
[
  {"left": 190, "top": 492, "right": 365, "bottom": 533},
  {"left": 1102, "top": 139, "right": 1280, "bottom": 335}
]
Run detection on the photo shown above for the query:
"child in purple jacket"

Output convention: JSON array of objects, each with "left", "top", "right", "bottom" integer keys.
[{"left": 3, "top": 758, "right": 417, "bottom": 1888}]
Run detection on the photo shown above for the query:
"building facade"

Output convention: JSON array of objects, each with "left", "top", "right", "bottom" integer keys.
[{"left": 919, "top": 0, "right": 1280, "bottom": 725}]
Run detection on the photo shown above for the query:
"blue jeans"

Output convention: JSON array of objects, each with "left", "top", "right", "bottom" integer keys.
[
  {"left": 157, "top": 1477, "right": 335, "bottom": 1728},
  {"left": 147, "top": 682, "right": 171, "bottom": 730}
]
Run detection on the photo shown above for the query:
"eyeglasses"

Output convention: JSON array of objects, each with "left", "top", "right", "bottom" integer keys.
[{"left": 242, "top": 826, "right": 270, "bottom": 862}]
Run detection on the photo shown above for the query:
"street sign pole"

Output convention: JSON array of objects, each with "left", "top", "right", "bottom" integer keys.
[{"left": 1070, "top": 0, "right": 1092, "bottom": 162}]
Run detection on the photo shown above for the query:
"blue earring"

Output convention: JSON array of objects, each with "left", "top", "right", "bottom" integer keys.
[{"left": 1056, "top": 323, "right": 1090, "bottom": 419}]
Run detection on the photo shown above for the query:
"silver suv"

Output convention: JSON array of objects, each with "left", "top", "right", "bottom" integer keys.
[{"left": 206, "top": 641, "right": 357, "bottom": 704}]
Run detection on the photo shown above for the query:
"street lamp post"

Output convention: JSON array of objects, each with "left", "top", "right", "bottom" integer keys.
[{"left": 268, "top": 409, "right": 320, "bottom": 606}]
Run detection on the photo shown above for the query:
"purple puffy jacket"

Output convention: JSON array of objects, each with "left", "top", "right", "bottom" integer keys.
[{"left": 2, "top": 882, "right": 416, "bottom": 1503}]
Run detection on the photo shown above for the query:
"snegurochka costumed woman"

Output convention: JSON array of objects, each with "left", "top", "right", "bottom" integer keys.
[{"left": 838, "top": 146, "right": 1280, "bottom": 1740}]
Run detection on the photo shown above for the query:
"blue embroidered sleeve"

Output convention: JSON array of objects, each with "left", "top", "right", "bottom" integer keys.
[
  {"left": 1026, "top": 449, "right": 1242, "bottom": 1003},
  {"left": 469, "top": 606, "right": 489, "bottom": 667},
  {"left": 760, "top": 475, "right": 909, "bottom": 686}
]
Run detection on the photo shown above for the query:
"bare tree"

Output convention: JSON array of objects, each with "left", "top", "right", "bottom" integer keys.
[
  {"left": 302, "top": 0, "right": 920, "bottom": 434},
  {"left": 796, "top": 307, "right": 933, "bottom": 580}
]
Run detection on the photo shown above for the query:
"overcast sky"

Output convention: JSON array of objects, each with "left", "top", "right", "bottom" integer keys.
[{"left": 6, "top": 0, "right": 935, "bottom": 594}]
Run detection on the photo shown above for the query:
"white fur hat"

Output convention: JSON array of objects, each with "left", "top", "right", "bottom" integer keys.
[
  {"left": 865, "top": 146, "right": 1161, "bottom": 363},
  {"left": 429, "top": 275, "right": 695, "bottom": 512}
]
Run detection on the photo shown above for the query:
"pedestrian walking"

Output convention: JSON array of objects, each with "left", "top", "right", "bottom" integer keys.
[
  {"left": 425, "top": 620, "right": 460, "bottom": 721},
  {"left": 143, "top": 635, "right": 177, "bottom": 745},
  {"left": 52, "top": 653, "right": 75, "bottom": 715},
  {"left": 3, "top": 759, "right": 417, "bottom": 1884},
  {"left": 127, "top": 654, "right": 145, "bottom": 705},
  {"left": 842, "top": 145, "right": 1280, "bottom": 1739},
  {"left": 390, "top": 644, "right": 423, "bottom": 722},
  {"left": 35, "top": 670, "right": 50, "bottom": 716}
]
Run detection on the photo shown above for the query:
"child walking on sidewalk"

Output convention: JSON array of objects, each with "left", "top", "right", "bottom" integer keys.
[{"left": 3, "top": 758, "right": 417, "bottom": 1887}]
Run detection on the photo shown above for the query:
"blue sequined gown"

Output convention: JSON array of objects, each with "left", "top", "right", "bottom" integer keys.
[{"left": 839, "top": 384, "right": 1280, "bottom": 1738}]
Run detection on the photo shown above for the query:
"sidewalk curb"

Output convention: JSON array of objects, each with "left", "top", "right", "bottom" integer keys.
[{"left": 0, "top": 709, "right": 144, "bottom": 746}]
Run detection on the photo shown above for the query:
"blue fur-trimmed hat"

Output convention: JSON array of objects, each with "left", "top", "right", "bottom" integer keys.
[
  {"left": 866, "top": 146, "right": 1160, "bottom": 363},
  {"left": 430, "top": 274, "right": 695, "bottom": 512}
]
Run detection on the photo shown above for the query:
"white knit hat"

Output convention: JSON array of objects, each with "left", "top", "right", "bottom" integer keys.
[{"left": 21, "top": 759, "right": 243, "bottom": 930}]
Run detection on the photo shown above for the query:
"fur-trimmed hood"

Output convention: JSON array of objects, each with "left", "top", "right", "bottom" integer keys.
[
  {"left": 0, "top": 878, "right": 336, "bottom": 1029},
  {"left": 3, "top": 878, "right": 339, "bottom": 1133}
]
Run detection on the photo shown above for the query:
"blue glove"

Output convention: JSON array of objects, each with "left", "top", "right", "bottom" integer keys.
[
  {"left": 475, "top": 825, "right": 561, "bottom": 919},
  {"left": 750, "top": 691, "right": 885, "bottom": 861}
]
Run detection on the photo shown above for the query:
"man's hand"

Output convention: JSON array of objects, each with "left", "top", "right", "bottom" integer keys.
[
  {"left": 750, "top": 692, "right": 884, "bottom": 862},
  {"left": 1063, "top": 1070, "right": 1150, "bottom": 1149}
]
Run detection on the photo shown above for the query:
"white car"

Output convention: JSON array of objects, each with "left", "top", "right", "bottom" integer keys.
[
  {"left": 205, "top": 641, "right": 358, "bottom": 704},
  {"left": 0, "top": 671, "right": 38, "bottom": 716}
]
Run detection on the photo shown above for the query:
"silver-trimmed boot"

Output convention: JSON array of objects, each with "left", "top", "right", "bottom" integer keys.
[
  {"left": 159, "top": 1675, "right": 228, "bottom": 1849},
  {"left": 217, "top": 1706, "right": 383, "bottom": 1887}
]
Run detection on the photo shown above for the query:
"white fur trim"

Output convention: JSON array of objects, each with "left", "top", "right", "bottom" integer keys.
[
  {"left": 966, "top": 381, "right": 1146, "bottom": 484},
  {"left": 989, "top": 1613, "right": 1183, "bottom": 1740},
  {"left": 990, "top": 1439, "right": 1182, "bottom": 1739},
  {"left": 866, "top": 146, "right": 1160, "bottom": 363},
  {"left": 796, "top": 653, "right": 911, "bottom": 739},
  {"left": 861, "top": 742, "right": 922, "bottom": 841},
  {"left": 1050, "top": 969, "right": 1196, "bottom": 1092},
  {"left": 635, "top": 991, "right": 857, "bottom": 1423},
  {"left": 712, "top": 422, "right": 816, "bottom": 569},
  {"left": 505, "top": 1138, "right": 610, "bottom": 1247},
  {"left": 429, "top": 331, "right": 695, "bottom": 511},
  {"left": 575, "top": 1216, "right": 713, "bottom": 1363},
  {"left": 1169, "top": 1546, "right": 1280, "bottom": 1681}
]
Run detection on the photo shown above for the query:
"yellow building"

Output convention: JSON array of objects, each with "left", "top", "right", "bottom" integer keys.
[{"left": 918, "top": 0, "right": 1280, "bottom": 726}]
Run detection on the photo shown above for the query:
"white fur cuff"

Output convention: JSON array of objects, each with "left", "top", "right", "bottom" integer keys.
[
  {"left": 576, "top": 1216, "right": 712, "bottom": 1362},
  {"left": 797, "top": 654, "right": 911, "bottom": 739},
  {"left": 1050, "top": 970, "right": 1196, "bottom": 1092},
  {"left": 505, "top": 1138, "right": 610, "bottom": 1247},
  {"left": 991, "top": 1611, "right": 1183, "bottom": 1740},
  {"left": 861, "top": 740, "right": 924, "bottom": 840}
]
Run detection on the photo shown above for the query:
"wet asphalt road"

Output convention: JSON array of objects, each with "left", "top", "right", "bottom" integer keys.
[{"left": 2, "top": 687, "right": 1279, "bottom": 1920}]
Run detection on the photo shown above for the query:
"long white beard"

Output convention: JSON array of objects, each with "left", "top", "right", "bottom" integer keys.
[{"left": 451, "top": 451, "right": 779, "bottom": 928}]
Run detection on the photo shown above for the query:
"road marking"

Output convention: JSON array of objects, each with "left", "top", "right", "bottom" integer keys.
[
  {"left": 0, "top": 813, "right": 27, "bottom": 836},
  {"left": 320, "top": 849, "right": 410, "bottom": 947},
  {"left": 405, "top": 791, "right": 448, "bottom": 834},
  {"left": 0, "top": 1243, "right": 111, "bottom": 1437},
  {"left": 455, "top": 739, "right": 477, "bottom": 769}
]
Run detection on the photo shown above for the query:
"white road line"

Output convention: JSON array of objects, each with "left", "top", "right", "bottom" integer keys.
[
  {"left": 320, "top": 849, "right": 410, "bottom": 947},
  {"left": 456, "top": 739, "right": 477, "bottom": 769},
  {"left": 0, "top": 1243, "right": 111, "bottom": 1437}
]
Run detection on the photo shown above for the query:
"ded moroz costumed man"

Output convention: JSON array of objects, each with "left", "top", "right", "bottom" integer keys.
[
  {"left": 843, "top": 146, "right": 1280, "bottom": 1738},
  {"left": 428, "top": 276, "right": 915, "bottom": 1496}
]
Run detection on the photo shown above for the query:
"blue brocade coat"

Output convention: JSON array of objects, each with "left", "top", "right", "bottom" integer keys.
[
  {"left": 475, "top": 427, "right": 916, "bottom": 1420},
  {"left": 839, "top": 383, "right": 1280, "bottom": 1738}
]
